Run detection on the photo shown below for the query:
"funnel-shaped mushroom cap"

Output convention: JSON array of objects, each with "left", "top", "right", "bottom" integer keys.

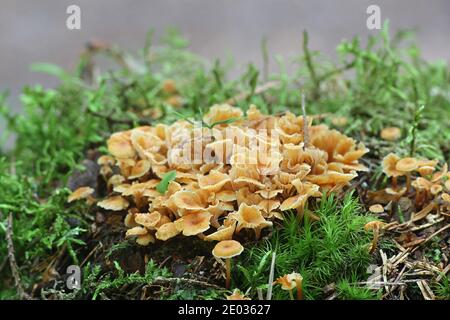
[
  {"left": 369, "top": 204, "right": 384, "bottom": 213},
  {"left": 275, "top": 272, "right": 302, "bottom": 291},
  {"left": 107, "top": 132, "right": 136, "bottom": 159},
  {"left": 135, "top": 212, "right": 161, "bottom": 229},
  {"left": 203, "top": 104, "right": 243, "bottom": 126},
  {"left": 430, "top": 184, "right": 443, "bottom": 195},
  {"left": 204, "top": 222, "right": 236, "bottom": 241},
  {"left": 68, "top": 187, "right": 94, "bottom": 203},
  {"left": 382, "top": 153, "right": 404, "bottom": 177},
  {"left": 125, "top": 226, "right": 147, "bottom": 237},
  {"left": 212, "top": 240, "right": 244, "bottom": 259},
  {"left": 230, "top": 203, "right": 273, "bottom": 232},
  {"left": 155, "top": 222, "right": 180, "bottom": 241},
  {"left": 226, "top": 289, "right": 251, "bottom": 300},
  {"left": 380, "top": 127, "right": 401, "bottom": 141},
  {"left": 97, "top": 196, "right": 129, "bottom": 211},
  {"left": 396, "top": 157, "right": 418, "bottom": 172},
  {"left": 97, "top": 155, "right": 115, "bottom": 166},
  {"left": 136, "top": 233, "right": 155, "bottom": 246},
  {"left": 446, "top": 180, "right": 450, "bottom": 191},
  {"left": 442, "top": 193, "right": 450, "bottom": 203},
  {"left": 171, "top": 190, "right": 207, "bottom": 211},
  {"left": 364, "top": 220, "right": 386, "bottom": 231},
  {"left": 174, "top": 211, "right": 212, "bottom": 236},
  {"left": 129, "top": 160, "right": 151, "bottom": 179},
  {"left": 197, "top": 170, "right": 231, "bottom": 192}
]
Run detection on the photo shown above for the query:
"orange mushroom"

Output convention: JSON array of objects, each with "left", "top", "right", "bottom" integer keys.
[{"left": 212, "top": 240, "right": 244, "bottom": 289}]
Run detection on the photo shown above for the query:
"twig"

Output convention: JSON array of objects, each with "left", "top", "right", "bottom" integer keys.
[
  {"left": 301, "top": 93, "right": 309, "bottom": 148},
  {"left": 303, "top": 30, "right": 319, "bottom": 100},
  {"left": 5, "top": 213, "right": 31, "bottom": 300},
  {"left": 152, "top": 277, "right": 224, "bottom": 290},
  {"left": 266, "top": 251, "right": 276, "bottom": 300},
  {"left": 412, "top": 224, "right": 450, "bottom": 253}
]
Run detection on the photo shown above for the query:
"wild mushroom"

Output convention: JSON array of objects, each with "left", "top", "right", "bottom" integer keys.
[
  {"left": 204, "top": 221, "right": 236, "bottom": 241},
  {"left": 380, "top": 127, "right": 401, "bottom": 141},
  {"left": 97, "top": 195, "right": 129, "bottom": 211},
  {"left": 396, "top": 157, "right": 418, "bottom": 193},
  {"left": 128, "top": 159, "right": 151, "bottom": 180},
  {"left": 155, "top": 222, "right": 180, "bottom": 241},
  {"left": 364, "top": 221, "right": 386, "bottom": 254},
  {"left": 212, "top": 240, "right": 244, "bottom": 289},
  {"left": 226, "top": 289, "right": 251, "bottom": 300},
  {"left": 382, "top": 153, "right": 404, "bottom": 189},
  {"left": 274, "top": 272, "right": 303, "bottom": 300},
  {"left": 174, "top": 211, "right": 212, "bottom": 236},
  {"left": 228, "top": 203, "right": 272, "bottom": 239},
  {"left": 369, "top": 204, "right": 384, "bottom": 214},
  {"left": 67, "top": 187, "right": 95, "bottom": 204}
]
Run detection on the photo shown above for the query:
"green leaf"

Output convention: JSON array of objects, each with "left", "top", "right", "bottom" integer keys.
[{"left": 156, "top": 170, "right": 177, "bottom": 194}]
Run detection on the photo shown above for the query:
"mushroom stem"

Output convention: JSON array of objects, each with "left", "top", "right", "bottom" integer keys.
[
  {"left": 295, "top": 278, "right": 303, "bottom": 300},
  {"left": 369, "top": 228, "right": 380, "bottom": 254},
  {"left": 225, "top": 258, "right": 231, "bottom": 289},
  {"left": 392, "top": 176, "right": 398, "bottom": 189},
  {"left": 406, "top": 173, "right": 411, "bottom": 193},
  {"left": 289, "top": 289, "right": 294, "bottom": 300},
  {"left": 255, "top": 228, "right": 261, "bottom": 240}
]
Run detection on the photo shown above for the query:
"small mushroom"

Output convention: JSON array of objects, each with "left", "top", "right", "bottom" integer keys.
[
  {"left": 364, "top": 221, "right": 386, "bottom": 254},
  {"left": 226, "top": 289, "right": 251, "bottom": 300},
  {"left": 67, "top": 187, "right": 95, "bottom": 204},
  {"left": 275, "top": 272, "right": 303, "bottom": 300},
  {"left": 97, "top": 195, "right": 129, "bottom": 211},
  {"left": 155, "top": 222, "right": 180, "bottom": 241},
  {"left": 369, "top": 204, "right": 384, "bottom": 214},
  {"left": 212, "top": 240, "right": 244, "bottom": 289},
  {"left": 380, "top": 127, "right": 401, "bottom": 141},
  {"left": 382, "top": 153, "right": 404, "bottom": 188},
  {"left": 396, "top": 157, "right": 418, "bottom": 193},
  {"left": 174, "top": 211, "right": 212, "bottom": 236},
  {"left": 229, "top": 203, "right": 272, "bottom": 239}
]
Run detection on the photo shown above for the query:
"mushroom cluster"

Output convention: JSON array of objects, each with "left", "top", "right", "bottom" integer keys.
[
  {"left": 69, "top": 104, "right": 368, "bottom": 247},
  {"left": 381, "top": 153, "right": 450, "bottom": 210}
]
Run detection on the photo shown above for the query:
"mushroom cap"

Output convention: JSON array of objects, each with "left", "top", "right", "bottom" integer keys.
[
  {"left": 97, "top": 196, "right": 130, "bottom": 211},
  {"left": 364, "top": 220, "right": 386, "bottom": 231},
  {"left": 212, "top": 240, "right": 244, "bottom": 259},
  {"left": 174, "top": 211, "right": 212, "bottom": 236},
  {"left": 442, "top": 193, "right": 450, "bottom": 203},
  {"left": 275, "top": 272, "right": 303, "bottom": 291},
  {"left": 171, "top": 190, "right": 207, "bottom": 211},
  {"left": 369, "top": 204, "right": 384, "bottom": 213},
  {"left": 128, "top": 160, "right": 151, "bottom": 180},
  {"left": 226, "top": 289, "right": 251, "bottom": 300},
  {"left": 445, "top": 180, "right": 450, "bottom": 191},
  {"left": 396, "top": 157, "right": 418, "bottom": 172},
  {"left": 430, "top": 184, "right": 443, "bottom": 195},
  {"left": 230, "top": 203, "right": 273, "bottom": 231},
  {"left": 204, "top": 222, "right": 236, "bottom": 242},
  {"left": 125, "top": 226, "right": 148, "bottom": 237},
  {"left": 107, "top": 132, "right": 136, "bottom": 159},
  {"left": 275, "top": 274, "right": 296, "bottom": 291},
  {"left": 135, "top": 212, "right": 161, "bottom": 229},
  {"left": 67, "top": 187, "right": 94, "bottom": 203},
  {"left": 380, "top": 127, "right": 401, "bottom": 141},
  {"left": 197, "top": 170, "right": 231, "bottom": 192},
  {"left": 136, "top": 233, "right": 155, "bottom": 246},
  {"left": 417, "top": 166, "right": 435, "bottom": 176},
  {"left": 97, "top": 155, "right": 115, "bottom": 166},
  {"left": 382, "top": 153, "right": 404, "bottom": 177},
  {"left": 155, "top": 222, "right": 180, "bottom": 241}
]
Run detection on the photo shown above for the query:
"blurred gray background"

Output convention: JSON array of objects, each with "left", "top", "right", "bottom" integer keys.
[{"left": 1, "top": 0, "right": 450, "bottom": 145}]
